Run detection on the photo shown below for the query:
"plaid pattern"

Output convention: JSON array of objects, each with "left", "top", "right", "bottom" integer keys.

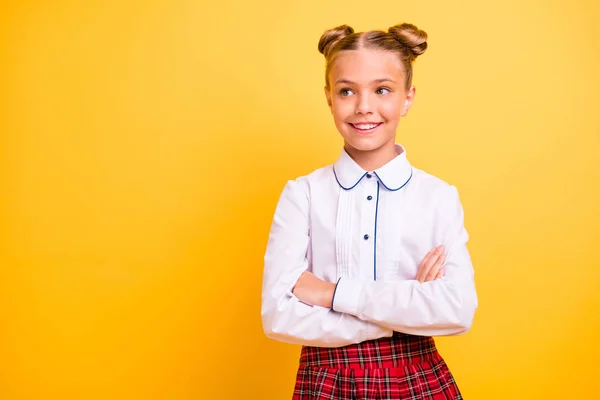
[{"left": 293, "top": 332, "right": 462, "bottom": 399}]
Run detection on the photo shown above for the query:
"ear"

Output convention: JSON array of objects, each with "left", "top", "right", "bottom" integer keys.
[
  {"left": 401, "top": 86, "right": 416, "bottom": 117},
  {"left": 324, "top": 86, "right": 333, "bottom": 111}
]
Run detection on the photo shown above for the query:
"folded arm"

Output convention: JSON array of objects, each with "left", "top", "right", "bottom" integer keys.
[
  {"left": 261, "top": 179, "right": 393, "bottom": 347},
  {"left": 332, "top": 185, "right": 478, "bottom": 337}
]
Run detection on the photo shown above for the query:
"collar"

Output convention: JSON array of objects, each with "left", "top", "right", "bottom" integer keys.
[{"left": 333, "top": 144, "right": 413, "bottom": 191}]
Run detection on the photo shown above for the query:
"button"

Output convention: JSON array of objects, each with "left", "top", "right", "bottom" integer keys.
[
  {"left": 363, "top": 234, "right": 369, "bottom": 240},
  {"left": 367, "top": 195, "right": 373, "bottom": 201},
  {"left": 366, "top": 173, "right": 372, "bottom": 179}
]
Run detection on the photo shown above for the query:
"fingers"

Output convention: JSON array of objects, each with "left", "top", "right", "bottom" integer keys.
[
  {"left": 416, "top": 246, "right": 441, "bottom": 282},
  {"left": 434, "top": 267, "right": 445, "bottom": 280},
  {"left": 425, "top": 253, "right": 446, "bottom": 282},
  {"left": 292, "top": 271, "right": 323, "bottom": 306},
  {"left": 292, "top": 271, "right": 312, "bottom": 294},
  {"left": 416, "top": 245, "right": 445, "bottom": 283}
]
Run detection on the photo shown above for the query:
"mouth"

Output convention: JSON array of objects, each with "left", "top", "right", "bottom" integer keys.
[{"left": 348, "top": 122, "right": 383, "bottom": 135}]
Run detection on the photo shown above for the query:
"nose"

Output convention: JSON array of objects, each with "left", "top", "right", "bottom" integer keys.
[{"left": 354, "top": 92, "right": 374, "bottom": 115}]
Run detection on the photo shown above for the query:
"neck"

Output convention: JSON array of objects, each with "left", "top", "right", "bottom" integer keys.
[{"left": 344, "top": 142, "right": 399, "bottom": 171}]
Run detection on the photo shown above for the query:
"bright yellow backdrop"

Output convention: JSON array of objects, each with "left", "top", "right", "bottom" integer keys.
[{"left": 1, "top": 0, "right": 599, "bottom": 399}]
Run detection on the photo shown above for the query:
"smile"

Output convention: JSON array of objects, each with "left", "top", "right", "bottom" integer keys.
[{"left": 349, "top": 122, "right": 383, "bottom": 135}]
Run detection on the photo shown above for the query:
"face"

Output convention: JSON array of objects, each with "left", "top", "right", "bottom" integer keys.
[{"left": 325, "top": 48, "right": 415, "bottom": 161}]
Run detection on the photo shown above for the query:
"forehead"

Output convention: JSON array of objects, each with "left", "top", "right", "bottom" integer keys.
[{"left": 329, "top": 48, "right": 404, "bottom": 83}]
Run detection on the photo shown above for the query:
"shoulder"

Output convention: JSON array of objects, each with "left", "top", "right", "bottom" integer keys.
[
  {"left": 408, "top": 167, "right": 467, "bottom": 235},
  {"left": 285, "top": 163, "right": 334, "bottom": 189},
  {"left": 279, "top": 164, "right": 334, "bottom": 200},
  {"left": 296, "top": 164, "right": 333, "bottom": 185},
  {"left": 410, "top": 166, "right": 461, "bottom": 205}
]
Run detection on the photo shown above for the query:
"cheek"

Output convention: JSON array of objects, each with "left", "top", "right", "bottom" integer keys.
[
  {"left": 332, "top": 102, "right": 352, "bottom": 122},
  {"left": 380, "top": 101, "right": 403, "bottom": 121}
]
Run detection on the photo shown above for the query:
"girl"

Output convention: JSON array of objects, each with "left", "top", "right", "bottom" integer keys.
[{"left": 262, "top": 23, "right": 478, "bottom": 399}]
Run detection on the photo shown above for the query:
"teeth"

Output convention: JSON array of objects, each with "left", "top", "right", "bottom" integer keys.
[{"left": 354, "top": 123, "right": 378, "bottom": 130}]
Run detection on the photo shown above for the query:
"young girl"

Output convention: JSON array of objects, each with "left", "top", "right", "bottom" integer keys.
[{"left": 262, "top": 23, "right": 478, "bottom": 399}]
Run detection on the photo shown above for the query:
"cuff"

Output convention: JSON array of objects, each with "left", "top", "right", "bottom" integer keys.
[
  {"left": 330, "top": 277, "right": 341, "bottom": 309},
  {"left": 331, "top": 278, "right": 363, "bottom": 316}
]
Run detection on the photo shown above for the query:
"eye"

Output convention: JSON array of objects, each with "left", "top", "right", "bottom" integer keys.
[
  {"left": 339, "top": 88, "right": 354, "bottom": 97},
  {"left": 376, "top": 87, "right": 391, "bottom": 95}
]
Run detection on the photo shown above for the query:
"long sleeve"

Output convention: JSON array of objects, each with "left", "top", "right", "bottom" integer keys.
[
  {"left": 331, "top": 185, "right": 478, "bottom": 337},
  {"left": 261, "top": 179, "right": 393, "bottom": 348}
]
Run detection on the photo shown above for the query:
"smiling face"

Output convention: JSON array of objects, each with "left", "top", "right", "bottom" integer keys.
[{"left": 325, "top": 48, "right": 416, "bottom": 169}]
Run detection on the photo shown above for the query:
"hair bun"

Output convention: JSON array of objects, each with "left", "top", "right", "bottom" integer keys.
[
  {"left": 318, "top": 24, "right": 354, "bottom": 58},
  {"left": 387, "top": 23, "right": 428, "bottom": 58}
]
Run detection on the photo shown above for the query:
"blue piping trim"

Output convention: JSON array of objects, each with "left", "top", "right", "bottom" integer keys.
[
  {"left": 373, "top": 168, "right": 413, "bottom": 191},
  {"left": 373, "top": 182, "right": 380, "bottom": 281},
  {"left": 333, "top": 166, "right": 368, "bottom": 191},
  {"left": 331, "top": 277, "right": 342, "bottom": 311}
]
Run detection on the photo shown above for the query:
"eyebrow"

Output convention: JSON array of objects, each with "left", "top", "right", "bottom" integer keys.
[{"left": 334, "top": 78, "right": 396, "bottom": 85}]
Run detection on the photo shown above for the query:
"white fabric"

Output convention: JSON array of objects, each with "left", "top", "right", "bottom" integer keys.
[{"left": 261, "top": 144, "right": 478, "bottom": 348}]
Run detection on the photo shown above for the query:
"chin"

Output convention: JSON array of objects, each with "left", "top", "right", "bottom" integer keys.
[{"left": 344, "top": 137, "right": 388, "bottom": 152}]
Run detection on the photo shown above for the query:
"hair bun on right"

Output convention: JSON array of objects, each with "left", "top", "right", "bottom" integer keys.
[
  {"left": 388, "top": 23, "right": 428, "bottom": 58},
  {"left": 318, "top": 24, "right": 355, "bottom": 58}
]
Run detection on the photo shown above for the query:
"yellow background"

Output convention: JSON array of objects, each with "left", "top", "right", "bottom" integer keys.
[{"left": 1, "top": 0, "right": 599, "bottom": 398}]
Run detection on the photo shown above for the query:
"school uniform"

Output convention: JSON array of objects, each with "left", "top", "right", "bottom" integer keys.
[{"left": 262, "top": 144, "right": 478, "bottom": 399}]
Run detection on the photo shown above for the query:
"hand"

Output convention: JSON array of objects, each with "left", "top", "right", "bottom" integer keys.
[
  {"left": 292, "top": 271, "right": 336, "bottom": 308},
  {"left": 415, "top": 245, "right": 446, "bottom": 283}
]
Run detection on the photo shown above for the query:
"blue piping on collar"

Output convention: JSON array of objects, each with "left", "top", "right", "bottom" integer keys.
[
  {"left": 334, "top": 165, "right": 413, "bottom": 192},
  {"left": 333, "top": 166, "right": 369, "bottom": 191},
  {"left": 373, "top": 168, "right": 413, "bottom": 191}
]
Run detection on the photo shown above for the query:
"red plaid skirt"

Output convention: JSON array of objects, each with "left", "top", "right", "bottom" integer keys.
[{"left": 293, "top": 332, "right": 462, "bottom": 399}]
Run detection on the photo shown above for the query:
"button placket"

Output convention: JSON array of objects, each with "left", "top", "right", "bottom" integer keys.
[{"left": 358, "top": 176, "right": 378, "bottom": 280}]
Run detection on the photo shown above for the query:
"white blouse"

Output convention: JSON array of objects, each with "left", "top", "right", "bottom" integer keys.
[{"left": 261, "top": 144, "right": 478, "bottom": 348}]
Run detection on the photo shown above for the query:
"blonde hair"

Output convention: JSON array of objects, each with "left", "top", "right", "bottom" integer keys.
[{"left": 318, "top": 23, "right": 428, "bottom": 90}]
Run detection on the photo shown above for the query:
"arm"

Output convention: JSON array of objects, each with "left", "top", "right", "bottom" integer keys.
[
  {"left": 332, "top": 185, "right": 478, "bottom": 337},
  {"left": 261, "top": 179, "right": 393, "bottom": 348}
]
